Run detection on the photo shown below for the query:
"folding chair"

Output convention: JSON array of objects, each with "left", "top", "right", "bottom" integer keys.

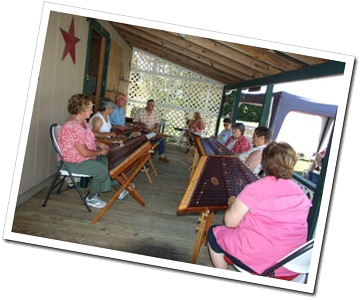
[
  {"left": 181, "top": 134, "right": 196, "bottom": 167},
  {"left": 43, "top": 123, "right": 92, "bottom": 212},
  {"left": 225, "top": 239, "right": 314, "bottom": 283}
]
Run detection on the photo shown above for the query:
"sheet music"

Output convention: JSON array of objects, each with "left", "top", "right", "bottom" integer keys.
[{"left": 145, "top": 132, "right": 156, "bottom": 140}]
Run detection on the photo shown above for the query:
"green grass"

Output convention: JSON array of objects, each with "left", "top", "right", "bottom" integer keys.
[{"left": 294, "top": 158, "right": 311, "bottom": 175}]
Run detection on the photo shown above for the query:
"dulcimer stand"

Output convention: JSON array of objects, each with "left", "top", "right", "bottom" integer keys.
[
  {"left": 92, "top": 135, "right": 152, "bottom": 224},
  {"left": 177, "top": 139, "right": 259, "bottom": 263}
]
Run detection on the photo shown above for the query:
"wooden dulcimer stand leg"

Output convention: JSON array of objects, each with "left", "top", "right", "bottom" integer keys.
[
  {"left": 91, "top": 153, "right": 150, "bottom": 224},
  {"left": 191, "top": 209, "right": 215, "bottom": 264}
]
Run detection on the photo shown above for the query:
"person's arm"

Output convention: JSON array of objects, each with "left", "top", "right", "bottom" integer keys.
[
  {"left": 152, "top": 111, "right": 160, "bottom": 132},
  {"left": 224, "top": 136, "right": 232, "bottom": 147},
  {"left": 109, "top": 109, "right": 126, "bottom": 131},
  {"left": 153, "top": 122, "right": 160, "bottom": 132},
  {"left": 91, "top": 117, "right": 116, "bottom": 138},
  {"left": 232, "top": 137, "right": 250, "bottom": 154},
  {"left": 198, "top": 119, "right": 205, "bottom": 130},
  {"left": 245, "top": 150, "right": 262, "bottom": 171},
  {"left": 74, "top": 143, "right": 108, "bottom": 158},
  {"left": 111, "top": 124, "right": 126, "bottom": 131},
  {"left": 188, "top": 119, "right": 196, "bottom": 129},
  {"left": 132, "top": 110, "right": 146, "bottom": 128},
  {"left": 224, "top": 196, "right": 250, "bottom": 228}
]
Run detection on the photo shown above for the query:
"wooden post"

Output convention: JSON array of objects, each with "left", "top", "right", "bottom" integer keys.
[{"left": 191, "top": 209, "right": 215, "bottom": 264}]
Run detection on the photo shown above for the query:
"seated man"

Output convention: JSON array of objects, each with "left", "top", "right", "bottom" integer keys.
[
  {"left": 109, "top": 92, "right": 128, "bottom": 132},
  {"left": 224, "top": 122, "right": 251, "bottom": 154},
  {"left": 239, "top": 126, "right": 273, "bottom": 175},
  {"left": 133, "top": 99, "right": 170, "bottom": 163},
  {"left": 215, "top": 118, "right": 233, "bottom": 145}
]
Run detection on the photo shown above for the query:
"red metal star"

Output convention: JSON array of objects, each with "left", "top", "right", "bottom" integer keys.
[{"left": 60, "top": 18, "right": 80, "bottom": 64}]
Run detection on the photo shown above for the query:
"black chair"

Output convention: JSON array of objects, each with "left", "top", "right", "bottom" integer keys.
[
  {"left": 43, "top": 124, "right": 92, "bottom": 212},
  {"left": 226, "top": 239, "right": 314, "bottom": 283}
]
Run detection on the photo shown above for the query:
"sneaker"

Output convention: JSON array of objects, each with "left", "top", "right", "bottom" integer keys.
[
  {"left": 141, "top": 166, "right": 150, "bottom": 172},
  {"left": 117, "top": 183, "right": 135, "bottom": 199},
  {"left": 86, "top": 195, "right": 106, "bottom": 208},
  {"left": 158, "top": 156, "right": 170, "bottom": 163},
  {"left": 118, "top": 189, "right": 129, "bottom": 200}
]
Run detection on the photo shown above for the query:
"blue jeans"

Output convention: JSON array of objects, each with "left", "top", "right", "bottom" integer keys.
[
  {"left": 151, "top": 137, "right": 165, "bottom": 155},
  {"left": 141, "top": 131, "right": 166, "bottom": 156}
]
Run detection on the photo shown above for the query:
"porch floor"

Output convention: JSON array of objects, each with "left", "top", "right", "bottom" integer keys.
[{"left": 11, "top": 143, "right": 231, "bottom": 271}]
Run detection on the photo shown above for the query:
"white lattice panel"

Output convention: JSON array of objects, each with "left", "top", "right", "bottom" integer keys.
[{"left": 127, "top": 49, "right": 223, "bottom": 139}]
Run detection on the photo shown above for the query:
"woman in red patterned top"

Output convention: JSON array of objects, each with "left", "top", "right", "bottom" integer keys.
[
  {"left": 224, "top": 122, "right": 251, "bottom": 154},
  {"left": 58, "top": 94, "right": 113, "bottom": 208}
]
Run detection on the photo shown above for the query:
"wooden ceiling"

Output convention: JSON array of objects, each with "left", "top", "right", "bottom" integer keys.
[{"left": 110, "top": 21, "right": 335, "bottom": 86}]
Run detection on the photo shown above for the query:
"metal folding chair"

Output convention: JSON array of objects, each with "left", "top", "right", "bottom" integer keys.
[{"left": 43, "top": 123, "right": 92, "bottom": 212}]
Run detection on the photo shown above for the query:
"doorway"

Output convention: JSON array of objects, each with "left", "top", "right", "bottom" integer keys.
[{"left": 83, "top": 18, "right": 110, "bottom": 112}]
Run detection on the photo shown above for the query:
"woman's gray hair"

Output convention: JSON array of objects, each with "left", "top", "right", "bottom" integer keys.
[
  {"left": 98, "top": 98, "right": 115, "bottom": 111},
  {"left": 233, "top": 122, "right": 245, "bottom": 134}
]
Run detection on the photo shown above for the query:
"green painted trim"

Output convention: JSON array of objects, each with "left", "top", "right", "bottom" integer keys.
[
  {"left": 232, "top": 89, "right": 243, "bottom": 124},
  {"left": 307, "top": 127, "right": 333, "bottom": 240},
  {"left": 83, "top": 18, "right": 111, "bottom": 97},
  {"left": 215, "top": 88, "right": 227, "bottom": 134},
  {"left": 259, "top": 84, "right": 274, "bottom": 126},
  {"left": 224, "top": 61, "right": 345, "bottom": 90}
]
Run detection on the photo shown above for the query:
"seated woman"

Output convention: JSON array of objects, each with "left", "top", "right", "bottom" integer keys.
[
  {"left": 224, "top": 122, "right": 251, "bottom": 154},
  {"left": 89, "top": 98, "right": 128, "bottom": 141},
  {"left": 187, "top": 111, "right": 206, "bottom": 138},
  {"left": 207, "top": 141, "right": 312, "bottom": 278},
  {"left": 58, "top": 94, "right": 118, "bottom": 208},
  {"left": 89, "top": 98, "right": 117, "bottom": 139},
  {"left": 238, "top": 126, "right": 272, "bottom": 175}
]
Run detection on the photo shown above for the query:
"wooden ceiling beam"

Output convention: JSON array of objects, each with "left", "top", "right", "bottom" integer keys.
[
  {"left": 117, "top": 28, "right": 252, "bottom": 80},
  {"left": 280, "top": 51, "right": 328, "bottom": 65},
  {"left": 171, "top": 33, "right": 285, "bottom": 75},
  {"left": 112, "top": 23, "right": 264, "bottom": 80},
  {"left": 216, "top": 41, "right": 307, "bottom": 71},
  {"left": 109, "top": 21, "right": 332, "bottom": 87},
  {"left": 121, "top": 35, "right": 239, "bottom": 84}
]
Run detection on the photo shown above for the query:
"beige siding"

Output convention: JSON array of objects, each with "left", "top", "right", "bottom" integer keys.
[
  {"left": 97, "top": 19, "right": 133, "bottom": 96},
  {"left": 18, "top": 12, "right": 132, "bottom": 201}
]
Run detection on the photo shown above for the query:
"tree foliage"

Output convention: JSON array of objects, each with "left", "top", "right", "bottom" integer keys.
[{"left": 221, "top": 92, "right": 262, "bottom": 122}]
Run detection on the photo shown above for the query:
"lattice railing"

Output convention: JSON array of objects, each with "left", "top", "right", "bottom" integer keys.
[
  {"left": 126, "top": 49, "right": 223, "bottom": 142},
  {"left": 292, "top": 173, "right": 316, "bottom": 201}
]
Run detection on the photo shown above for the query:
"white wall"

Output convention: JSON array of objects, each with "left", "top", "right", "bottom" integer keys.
[{"left": 17, "top": 11, "right": 131, "bottom": 200}]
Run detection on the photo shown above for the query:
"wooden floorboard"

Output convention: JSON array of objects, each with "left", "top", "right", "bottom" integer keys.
[{"left": 11, "top": 144, "right": 228, "bottom": 270}]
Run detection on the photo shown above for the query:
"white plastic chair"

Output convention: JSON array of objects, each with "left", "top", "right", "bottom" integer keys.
[
  {"left": 43, "top": 124, "right": 92, "bottom": 212},
  {"left": 229, "top": 239, "right": 314, "bottom": 283}
]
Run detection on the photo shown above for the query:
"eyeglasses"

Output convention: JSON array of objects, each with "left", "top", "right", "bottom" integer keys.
[{"left": 223, "top": 123, "right": 230, "bottom": 126}]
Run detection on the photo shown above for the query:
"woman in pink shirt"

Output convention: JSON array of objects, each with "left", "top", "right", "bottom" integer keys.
[
  {"left": 207, "top": 141, "right": 312, "bottom": 278},
  {"left": 58, "top": 94, "right": 113, "bottom": 209}
]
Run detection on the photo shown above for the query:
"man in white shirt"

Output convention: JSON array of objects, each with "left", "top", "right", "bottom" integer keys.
[{"left": 133, "top": 99, "right": 170, "bottom": 163}]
